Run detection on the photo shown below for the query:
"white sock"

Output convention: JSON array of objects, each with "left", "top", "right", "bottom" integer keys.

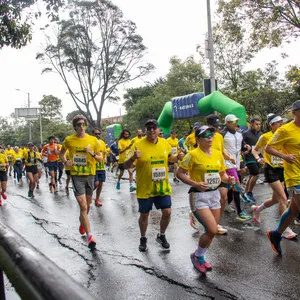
[
  {"left": 257, "top": 203, "right": 265, "bottom": 212},
  {"left": 195, "top": 246, "right": 207, "bottom": 257}
]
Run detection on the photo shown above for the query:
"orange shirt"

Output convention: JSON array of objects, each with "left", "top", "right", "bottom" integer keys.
[{"left": 42, "top": 143, "right": 61, "bottom": 162}]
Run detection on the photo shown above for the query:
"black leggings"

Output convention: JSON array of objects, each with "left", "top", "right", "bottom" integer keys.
[{"left": 227, "top": 189, "right": 242, "bottom": 215}]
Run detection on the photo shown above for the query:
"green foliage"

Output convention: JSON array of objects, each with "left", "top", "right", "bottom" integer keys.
[
  {"left": 286, "top": 65, "right": 300, "bottom": 97},
  {"left": 66, "top": 110, "right": 82, "bottom": 124},
  {"left": 217, "top": 0, "right": 300, "bottom": 49},
  {"left": 39, "top": 95, "right": 63, "bottom": 120}
]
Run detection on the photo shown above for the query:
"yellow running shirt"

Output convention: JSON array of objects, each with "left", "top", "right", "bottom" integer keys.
[
  {"left": 129, "top": 138, "right": 172, "bottom": 199},
  {"left": 184, "top": 132, "right": 197, "bottom": 151},
  {"left": 0, "top": 153, "right": 8, "bottom": 172},
  {"left": 62, "top": 134, "right": 101, "bottom": 176},
  {"left": 95, "top": 139, "right": 107, "bottom": 171},
  {"left": 257, "top": 131, "right": 283, "bottom": 168},
  {"left": 23, "top": 151, "right": 41, "bottom": 166},
  {"left": 166, "top": 137, "right": 178, "bottom": 155},
  {"left": 179, "top": 147, "right": 226, "bottom": 189},
  {"left": 4, "top": 149, "right": 15, "bottom": 162},
  {"left": 118, "top": 138, "right": 131, "bottom": 164},
  {"left": 131, "top": 136, "right": 143, "bottom": 145},
  {"left": 211, "top": 132, "right": 224, "bottom": 153},
  {"left": 267, "top": 121, "right": 300, "bottom": 187}
]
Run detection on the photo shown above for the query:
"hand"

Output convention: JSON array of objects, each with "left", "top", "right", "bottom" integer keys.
[
  {"left": 193, "top": 182, "right": 209, "bottom": 192},
  {"left": 84, "top": 144, "right": 93, "bottom": 155},
  {"left": 65, "top": 160, "right": 73, "bottom": 167},
  {"left": 257, "top": 157, "right": 265, "bottom": 165},
  {"left": 283, "top": 154, "right": 297, "bottom": 164},
  {"left": 228, "top": 176, "right": 236, "bottom": 186},
  {"left": 229, "top": 157, "right": 236, "bottom": 164},
  {"left": 133, "top": 148, "right": 141, "bottom": 160}
]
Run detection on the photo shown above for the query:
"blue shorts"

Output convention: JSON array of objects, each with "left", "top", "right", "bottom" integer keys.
[
  {"left": 47, "top": 161, "right": 58, "bottom": 172},
  {"left": 95, "top": 170, "right": 106, "bottom": 182},
  {"left": 138, "top": 195, "right": 172, "bottom": 213}
]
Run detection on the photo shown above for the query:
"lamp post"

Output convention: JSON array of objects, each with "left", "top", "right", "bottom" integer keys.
[
  {"left": 15, "top": 89, "right": 32, "bottom": 141},
  {"left": 206, "top": 0, "right": 216, "bottom": 93}
]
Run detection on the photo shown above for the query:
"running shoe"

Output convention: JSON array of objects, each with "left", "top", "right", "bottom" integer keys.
[
  {"left": 256, "top": 178, "right": 264, "bottom": 184},
  {"left": 267, "top": 230, "right": 282, "bottom": 255},
  {"left": 129, "top": 185, "right": 136, "bottom": 192},
  {"left": 203, "top": 261, "right": 212, "bottom": 271},
  {"left": 116, "top": 182, "right": 120, "bottom": 190},
  {"left": 240, "top": 193, "right": 250, "bottom": 203},
  {"left": 245, "top": 192, "right": 256, "bottom": 203},
  {"left": 294, "top": 218, "right": 300, "bottom": 226},
  {"left": 88, "top": 235, "right": 96, "bottom": 250},
  {"left": 217, "top": 225, "right": 228, "bottom": 235},
  {"left": 28, "top": 190, "right": 33, "bottom": 198},
  {"left": 0, "top": 199, "right": 2, "bottom": 206},
  {"left": 95, "top": 199, "right": 102, "bottom": 207},
  {"left": 190, "top": 252, "right": 206, "bottom": 274},
  {"left": 236, "top": 212, "right": 251, "bottom": 222},
  {"left": 156, "top": 233, "right": 170, "bottom": 249},
  {"left": 189, "top": 211, "right": 201, "bottom": 230},
  {"left": 224, "top": 203, "right": 236, "bottom": 213},
  {"left": 79, "top": 224, "right": 86, "bottom": 235},
  {"left": 49, "top": 183, "right": 53, "bottom": 192},
  {"left": 53, "top": 187, "right": 58, "bottom": 193},
  {"left": 282, "top": 227, "right": 297, "bottom": 240},
  {"left": 139, "top": 237, "right": 147, "bottom": 252},
  {"left": 36, "top": 184, "right": 39, "bottom": 189},
  {"left": 1, "top": 193, "right": 7, "bottom": 200},
  {"left": 251, "top": 205, "right": 261, "bottom": 224}
]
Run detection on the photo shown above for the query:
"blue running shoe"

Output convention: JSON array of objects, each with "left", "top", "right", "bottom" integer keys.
[
  {"left": 116, "top": 182, "right": 120, "bottom": 190},
  {"left": 240, "top": 193, "right": 250, "bottom": 203},
  {"left": 129, "top": 185, "right": 136, "bottom": 192},
  {"left": 267, "top": 230, "right": 282, "bottom": 255},
  {"left": 245, "top": 192, "right": 256, "bottom": 203}
]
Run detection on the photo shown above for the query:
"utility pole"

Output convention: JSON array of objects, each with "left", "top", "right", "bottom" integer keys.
[{"left": 206, "top": 0, "right": 216, "bottom": 93}]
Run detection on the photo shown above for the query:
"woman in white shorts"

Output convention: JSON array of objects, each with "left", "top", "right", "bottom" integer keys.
[{"left": 177, "top": 126, "right": 235, "bottom": 275}]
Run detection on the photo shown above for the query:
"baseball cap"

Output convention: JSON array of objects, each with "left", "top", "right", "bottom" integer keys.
[
  {"left": 292, "top": 100, "right": 300, "bottom": 111},
  {"left": 268, "top": 114, "right": 283, "bottom": 125},
  {"left": 206, "top": 114, "right": 223, "bottom": 127},
  {"left": 225, "top": 114, "right": 239, "bottom": 123},
  {"left": 195, "top": 125, "right": 215, "bottom": 137},
  {"left": 27, "top": 142, "right": 34, "bottom": 147},
  {"left": 193, "top": 121, "right": 201, "bottom": 129},
  {"left": 145, "top": 119, "right": 158, "bottom": 127}
]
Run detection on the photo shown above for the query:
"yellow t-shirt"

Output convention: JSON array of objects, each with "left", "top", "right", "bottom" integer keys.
[
  {"left": 131, "top": 136, "right": 143, "bottom": 145},
  {"left": 62, "top": 134, "right": 101, "bottom": 176},
  {"left": 184, "top": 132, "right": 197, "bottom": 151},
  {"left": 13, "top": 151, "right": 23, "bottom": 164},
  {"left": 95, "top": 139, "right": 107, "bottom": 171},
  {"left": 267, "top": 122, "right": 300, "bottom": 187},
  {"left": 0, "top": 153, "right": 8, "bottom": 172},
  {"left": 179, "top": 147, "right": 226, "bottom": 190},
  {"left": 4, "top": 149, "right": 15, "bottom": 162},
  {"left": 118, "top": 138, "right": 131, "bottom": 164},
  {"left": 211, "top": 132, "right": 224, "bottom": 153},
  {"left": 166, "top": 137, "right": 178, "bottom": 155},
  {"left": 23, "top": 151, "right": 41, "bottom": 166},
  {"left": 129, "top": 138, "right": 172, "bottom": 199},
  {"left": 256, "top": 131, "right": 283, "bottom": 168}
]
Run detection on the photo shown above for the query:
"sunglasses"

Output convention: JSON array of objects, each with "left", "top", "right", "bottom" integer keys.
[
  {"left": 146, "top": 125, "right": 157, "bottom": 131},
  {"left": 94, "top": 132, "right": 101, "bottom": 136},
  {"left": 76, "top": 122, "right": 86, "bottom": 127},
  {"left": 228, "top": 121, "right": 237, "bottom": 124},
  {"left": 199, "top": 131, "right": 214, "bottom": 138}
]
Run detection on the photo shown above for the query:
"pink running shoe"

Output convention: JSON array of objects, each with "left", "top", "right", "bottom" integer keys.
[
  {"left": 251, "top": 205, "right": 261, "bottom": 224},
  {"left": 79, "top": 224, "right": 86, "bottom": 235},
  {"left": 203, "top": 261, "right": 212, "bottom": 271},
  {"left": 190, "top": 252, "right": 206, "bottom": 274}
]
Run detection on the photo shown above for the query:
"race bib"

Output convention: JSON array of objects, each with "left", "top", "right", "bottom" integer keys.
[
  {"left": 73, "top": 154, "right": 87, "bottom": 166},
  {"left": 152, "top": 167, "right": 166, "bottom": 182},
  {"left": 271, "top": 155, "right": 283, "bottom": 166},
  {"left": 171, "top": 147, "right": 177, "bottom": 155},
  {"left": 204, "top": 172, "right": 221, "bottom": 190}
]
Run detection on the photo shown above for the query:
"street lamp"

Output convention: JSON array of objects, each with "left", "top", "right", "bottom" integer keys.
[{"left": 15, "top": 89, "right": 32, "bottom": 141}]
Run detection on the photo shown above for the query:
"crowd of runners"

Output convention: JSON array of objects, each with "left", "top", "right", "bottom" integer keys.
[{"left": 0, "top": 101, "right": 299, "bottom": 274}]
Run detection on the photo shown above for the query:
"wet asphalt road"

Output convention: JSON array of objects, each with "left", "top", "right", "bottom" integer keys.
[{"left": 1, "top": 170, "right": 300, "bottom": 300}]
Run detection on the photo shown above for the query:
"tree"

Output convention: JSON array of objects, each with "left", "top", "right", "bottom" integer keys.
[
  {"left": 217, "top": 0, "right": 300, "bottom": 49},
  {"left": 37, "top": 0, "right": 154, "bottom": 127},
  {"left": 66, "top": 110, "right": 82, "bottom": 124},
  {"left": 286, "top": 65, "right": 300, "bottom": 97},
  {"left": 0, "top": 0, "right": 64, "bottom": 49},
  {"left": 39, "top": 95, "right": 63, "bottom": 120}
]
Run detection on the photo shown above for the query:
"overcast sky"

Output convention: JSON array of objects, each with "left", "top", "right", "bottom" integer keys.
[{"left": 0, "top": 0, "right": 298, "bottom": 120}]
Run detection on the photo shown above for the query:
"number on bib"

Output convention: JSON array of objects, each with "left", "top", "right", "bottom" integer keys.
[
  {"left": 152, "top": 167, "right": 166, "bottom": 182},
  {"left": 204, "top": 172, "right": 221, "bottom": 190},
  {"left": 73, "top": 154, "right": 87, "bottom": 166}
]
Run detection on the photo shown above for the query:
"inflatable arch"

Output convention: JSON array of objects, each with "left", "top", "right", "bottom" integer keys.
[{"left": 157, "top": 91, "right": 247, "bottom": 135}]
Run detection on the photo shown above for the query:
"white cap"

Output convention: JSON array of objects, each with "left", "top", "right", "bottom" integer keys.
[{"left": 225, "top": 114, "right": 239, "bottom": 123}]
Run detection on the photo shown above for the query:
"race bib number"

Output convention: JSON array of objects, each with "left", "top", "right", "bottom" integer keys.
[
  {"left": 204, "top": 172, "right": 221, "bottom": 190},
  {"left": 73, "top": 154, "right": 87, "bottom": 166},
  {"left": 271, "top": 155, "right": 283, "bottom": 166},
  {"left": 171, "top": 147, "right": 177, "bottom": 155},
  {"left": 152, "top": 167, "right": 166, "bottom": 182}
]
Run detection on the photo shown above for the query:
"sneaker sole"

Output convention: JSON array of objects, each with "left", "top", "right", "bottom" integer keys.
[
  {"left": 88, "top": 241, "right": 96, "bottom": 250},
  {"left": 267, "top": 231, "right": 281, "bottom": 255}
]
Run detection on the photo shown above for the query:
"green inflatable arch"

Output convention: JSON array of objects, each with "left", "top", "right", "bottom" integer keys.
[{"left": 157, "top": 91, "right": 247, "bottom": 135}]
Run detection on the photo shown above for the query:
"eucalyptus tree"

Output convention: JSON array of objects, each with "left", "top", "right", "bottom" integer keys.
[{"left": 37, "top": 0, "right": 154, "bottom": 127}]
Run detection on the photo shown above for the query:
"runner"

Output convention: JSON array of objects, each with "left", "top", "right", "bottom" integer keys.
[
  {"left": 177, "top": 126, "right": 235, "bottom": 274},
  {"left": 251, "top": 114, "right": 297, "bottom": 239},
  {"left": 4, "top": 145, "right": 15, "bottom": 177},
  {"left": 55, "top": 137, "right": 64, "bottom": 185},
  {"left": 266, "top": 100, "right": 300, "bottom": 255},
  {"left": 91, "top": 127, "right": 107, "bottom": 207},
  {"left": 124, "top": 119, "right": 184, "bottom": 252},
  {"left": 116, "top": 129, "right": 135, "bottom": 192},
  {"left": 241, "top": 118, "right": 262, "bottom": 203},
  {"left": 23, "top": 142, "right": 42, "bottom": 198},
  {"left": 60, "top": 114, "right": 102, "bottom": 250},
  {"left": 13, "top": 146, "right": 23, "bottom": 183},
  {"left": 42, "top": 136, "right": 61, "bottom": 193},
  {"left": 34, "top": 145, "right": 43, "bottom": 189},
  {"left": 166, "top": 130, "right": 179, "bottom": 182},
  {"left": 178, "top": 132, "right": 189, "bottom": 154},
  {"left": 184, "top": 122, "right": 201, "bottom": 151},
  {"left": 0, "top": 145, "right": 9, "bottom": 205},
  {"left": 131, "top": 129, "right": 144, "bottom": 144},
  {"left": 64, "top": 150, "right": 71, "bottom": 195},
  {"left": 109, "top": 138, "right": 119, "bottom": 174}
]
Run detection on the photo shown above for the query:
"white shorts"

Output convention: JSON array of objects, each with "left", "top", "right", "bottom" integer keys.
[{"left": 189, "top": 189, "right": 221, "bottom": 210}]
